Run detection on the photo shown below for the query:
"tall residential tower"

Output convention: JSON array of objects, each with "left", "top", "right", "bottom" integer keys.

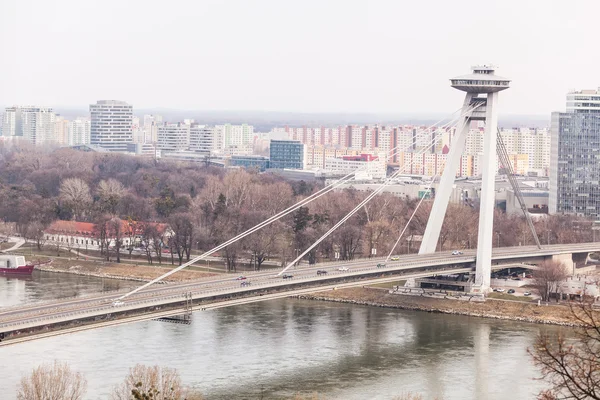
[{"left": 90, "top": 100, "right": 133, "bottom": 152}]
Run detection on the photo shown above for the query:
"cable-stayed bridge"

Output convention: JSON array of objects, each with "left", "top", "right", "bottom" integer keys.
[
  {"left": 2, "top": 65, "right": 591, "bottom": 345},
  {"left": 0, "top": 243, "right": 597, "bottom": 345}
]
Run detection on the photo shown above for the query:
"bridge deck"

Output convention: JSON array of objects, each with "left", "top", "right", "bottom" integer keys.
[{"left": 1, "top": 242, "right": 598, "bottom": 345}]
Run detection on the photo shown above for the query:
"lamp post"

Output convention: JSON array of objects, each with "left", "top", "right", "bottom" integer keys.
[{"left": 496, "top": 232, "right": 501, "bottom": 248}]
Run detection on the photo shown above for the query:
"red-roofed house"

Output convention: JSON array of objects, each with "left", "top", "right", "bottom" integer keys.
[{"left": 44, "top": 219, "right": 170, "bottom": 251}]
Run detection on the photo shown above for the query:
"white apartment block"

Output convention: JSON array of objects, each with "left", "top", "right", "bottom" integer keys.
[
  {"left": 157, "top": 122, "right": 190, "bottom": 151},
  {"left": 90, "top": 100, "right": 133, "bottom": 152},
  {"left": 216, "top": 124, "right": 254, "bottom": 150},
  {"left": 132, "top": 116, "right": 144, "bottom": 144},
  {"left": 143, "top": 114, "right": 162, "bottom": 143},
  {"left": 189, "top": 124, "right": 215, "bottom": 154},
  {"left": 2, "top": 106, "right": 56, "bottom": 145},
  {"left": 68, "top": 118, "right": 91, "bottom": 146},
  {"left": 53, "top": 116, "right": 69, "bottom": 145},
  {"left": 324, "top": 156, "right": 386, "bottom": 180}
]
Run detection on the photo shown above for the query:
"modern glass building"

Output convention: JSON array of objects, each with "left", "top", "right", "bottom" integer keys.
[
  {"left": 269, "top": 140, "right": 306, "bottom": 169},
  {"left": 230, "top": 156, "right": 270, "bottom": 171},
  {"left": 550, "top": 89, "right": 600, "bottom": 217}
]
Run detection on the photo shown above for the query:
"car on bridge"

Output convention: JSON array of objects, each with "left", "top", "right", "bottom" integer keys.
[
  {"left": 338, "top": 267, "right": 349, "bottom": 271},
  {"left": 451, "top": 250, "right": 463, "bottom": 255},
  {"left": 240, "top": 281, "right": 251, "bottom": 287},
  {"left": 524, "top": 291, "right": 532, "bottom": 296},
  {"left": 377, "top": 263, "right": 386, "bottom": 268},
  {"left": 112, "top": 300, "right": 124, "bottom": 307},
  {"left": 317, "top": 270, "right": 328, "bottom": 275},
  {"left": 235, "top": 276, "right": 247, "bottom": 280},
  {"left": 282, "top": 274, "right": 293, "bottom": 279},
  {"left": 390, "top": 256, "right": 400, "bottom": 261}
]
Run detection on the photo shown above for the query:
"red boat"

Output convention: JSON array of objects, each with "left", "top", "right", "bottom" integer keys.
[{"left": 0, "top": 255, "right": 36, "bottom": 275}]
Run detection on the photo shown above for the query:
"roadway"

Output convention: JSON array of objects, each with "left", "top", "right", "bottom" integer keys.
[{"left": 0, "top": 242, "right": 598, "bottom": 344}]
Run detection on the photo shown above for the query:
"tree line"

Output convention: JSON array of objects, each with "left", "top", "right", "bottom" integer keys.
[{"left": 0, "top": 142, "right": 595, "bottom": 270}]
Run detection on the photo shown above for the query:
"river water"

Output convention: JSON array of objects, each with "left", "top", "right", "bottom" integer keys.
[{"left": 0, "top": 272, "right": 562, "bottom": 399}]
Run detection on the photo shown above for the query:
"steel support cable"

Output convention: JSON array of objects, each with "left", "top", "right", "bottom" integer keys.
[
  {"left": 386, "top": 102, "right": 486, "bottom": 261},
  {"left": 117, "top": 109, "right": 470, "bottom": 300},
  {"left": 385, "top": 171, "right": 441, "bottom": 262},
  {"left": 278, "top": 103, "right": 484, "bottom": 275},
  {"left": 495, "top": 128, "right": 542, "bottom": 249}
]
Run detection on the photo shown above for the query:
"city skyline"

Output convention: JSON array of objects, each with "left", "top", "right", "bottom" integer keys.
[{"left": 3, "top": 0, "right": 600, "bottom": 115}]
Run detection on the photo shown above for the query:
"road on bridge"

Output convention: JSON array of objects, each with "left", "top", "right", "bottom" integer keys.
[{"left": 0, "top": 242, "right": 598, "bottom": 345}]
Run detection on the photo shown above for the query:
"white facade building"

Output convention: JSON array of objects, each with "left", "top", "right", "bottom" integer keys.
[
  {"left": 68, "top": 118, "right": 91, "bottom": 146},
  {"left": 215, "top": 124, "right": 254, "bottom": 150},
  {"left": 143, "top": 114, "right": 162, "bottom": 143},
  {"left": 189, "top": 124, "right": 215, "bottom": 154},
  {"left": 324, "top": 156, "right": 386, "bottom": 180},
  {"left": 2, "top": 106, "right": 56, "bottom": 145},
  {"left": 157, "top": 122, "right": 190, "bottom": 151},
  {"left": 90, "top": 100, "right": 133, "bottom": 152}
]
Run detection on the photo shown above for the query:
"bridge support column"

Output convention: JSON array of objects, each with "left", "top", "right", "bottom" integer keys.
[
  {"left": 472, "top": 92, "right": 499, "bottom": 293},
  {"left": 551, "top": 253, "right": 575, "bottom": 275},
  {"left": 418, "top": 65, "right": 509, "bottom": 294}
]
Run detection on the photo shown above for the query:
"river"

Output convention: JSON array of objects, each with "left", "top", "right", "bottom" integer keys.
[{"left": 0, "top": 271, "right": 561, "bottom": 399}]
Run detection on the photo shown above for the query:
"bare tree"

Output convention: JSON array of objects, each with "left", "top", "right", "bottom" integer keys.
[
  {"left": 59, "top": 178, "right": 92, "bottom": 221},
  {"left": 168, "top": 213, "right": 194, "bottom": 265},
  {"left": 532, "top": 260, "right": 569, "bottom": 302},
  {"left": 97, "top": 178, "right": 126, "bottom": 214},
  {"left": 150, "top": 227, "right": 165, "bottom": 265},
  {"left": 109, "top": 217, "right": 124, "bottom": 263},
  {"left": 93, "top": 215, "right": 112, "bottom": 261},
  {"left": 25, "top": 221, "right": 48, "bottom": 251},
  {"left": 111, "top": 364, "right": 202, "bottom": 400},
  {"left": 529, "top": 302, "right": 600, "bottom": 399},
  {"left": 17, "top": 360, "right": 87, "bottom": 400},
  {"left": 139, "top": 222, "right": 155, "bottom": 264}
]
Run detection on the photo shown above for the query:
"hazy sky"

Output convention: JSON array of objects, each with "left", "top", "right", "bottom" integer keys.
[{"left": 1, "top": 0, "right": 598, "bottom": 115}]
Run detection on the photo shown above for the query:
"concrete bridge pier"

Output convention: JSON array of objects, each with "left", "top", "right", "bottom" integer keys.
[{"left": 551, "top": 252, "right": 590, "bottom": 275}]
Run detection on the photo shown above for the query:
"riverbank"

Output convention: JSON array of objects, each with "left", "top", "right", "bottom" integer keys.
[
  {"left": 36, "top": 257, "right": 214, "bottom": 282},
  {"left": 300, "top": 287, "right": 592, "bottom": 326}
]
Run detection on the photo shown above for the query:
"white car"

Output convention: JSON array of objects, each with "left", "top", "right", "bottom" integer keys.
[
  {"left": 495, "top": 288, "right": 505, "bottom": 293},
  {"left": 338, "top": 267, "right": 349, "bottom": 272},
  {"left": 451, "top": 250, "right": 463, "bottom": 255},
  {"left": 112, "top": 300, "right": 124, "bottom": 307}
]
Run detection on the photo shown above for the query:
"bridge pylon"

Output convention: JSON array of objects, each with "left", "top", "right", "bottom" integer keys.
[{"left": 418, "top": 65, "right": 510, "bottom": 293}]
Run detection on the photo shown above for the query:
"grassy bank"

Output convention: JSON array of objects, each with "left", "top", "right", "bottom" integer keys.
[{"left": 301, "top": 287, "right": 591, "bottom": 326}]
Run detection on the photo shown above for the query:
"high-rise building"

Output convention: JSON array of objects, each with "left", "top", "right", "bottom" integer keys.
[
  {"left": 143, "top": 114, "right": 162, "bottom": 143},
  {"left": 90, "top": 100, "right": 133, "bottom": 152},
  {"left": 215, "top": 124, "right": 254, "bottom": 151},
  {"left": 53, "top": 116, "right": 69, "bottom": 145},
  {"left": 550, "top": 89, "right": 600, "bottom": 216},
  {"left": 68, "top": 118, "right": 91, "bottom": 146},
  {"left": 157, "top": 122, "right": 190, "bottom": 151},
  {"left": 269, "top": 140, "right": 306, "bottom": 169},
  {"left": 189, "top": 124, "right": 215, "bottom": 154},
  {"left": 2, "top": 106, "right": 56, "bottom": 144}
]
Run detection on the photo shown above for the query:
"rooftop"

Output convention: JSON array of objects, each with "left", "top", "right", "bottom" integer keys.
[{"left": 451, "top": 65, "right": 510, "bottom": 93}]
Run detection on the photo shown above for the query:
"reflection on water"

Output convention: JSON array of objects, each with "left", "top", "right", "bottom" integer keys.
[
  {"left": 1, "top": 290, "right": 563, "bottom": 400},
  {"left": 0, "top": 270, "right": 136, "bottom": 308}
]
